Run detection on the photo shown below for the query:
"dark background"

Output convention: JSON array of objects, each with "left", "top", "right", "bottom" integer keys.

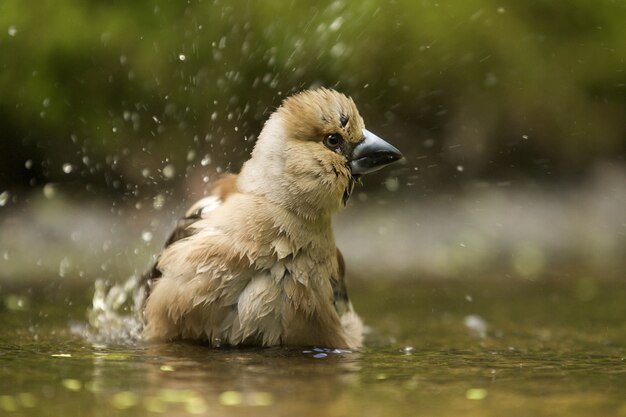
[{"left": 0, "top": 0, "right": 624, "bottom": 283}]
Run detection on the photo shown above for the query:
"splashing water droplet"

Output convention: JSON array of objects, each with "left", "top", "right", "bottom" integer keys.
[
  {"left": 162, "top": 164, "right": 175, "bottom": 179},
  {"left": 153, "top": 194, "right": 165, "bottom": 210},
  {"left": 385, "top": 177, "right": 399, "bottom": 192},
  {"left": 84, "top": 277, "right": 145, "bottom": 344},
  {"left": 43, "top": 183, "right": 57, "bottom": 199},
  {"left": 329, "top": 16, "right": 344, "bottom": 32},
  {"left": 141, "top": 231, "right": 153, "bottom": 242},
  {"left": 0, "top": 191, "right": 9, "bottom": 207},
  {"left": 464, "top": 315, "right": 488, "bottom": 338}
]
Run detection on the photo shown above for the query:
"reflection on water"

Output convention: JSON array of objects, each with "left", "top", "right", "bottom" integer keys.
[{"left": 1, "top": 279, "right": 626, "bottom": 417}]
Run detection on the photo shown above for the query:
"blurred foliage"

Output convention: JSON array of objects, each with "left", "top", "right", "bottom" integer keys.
[{"left": 0, "top": 0, "right": 625, "bottom": 197}]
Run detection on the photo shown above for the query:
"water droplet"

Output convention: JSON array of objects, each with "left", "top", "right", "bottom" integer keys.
[
  {"left": 5, "top": 294, "right": 28, "bottom": 311},
  {"left": 162, "top": 164, "right": 175, "bottom": 179},
  {"left": 385, "top": 177, "right": 399, "bottom": 192},
  {"left": 0, "top": 191, "right": 9, "bottom": 206},
  {"left": 24, "top": 159, "right": 33, "bottom": 169},
  {"left": 456, "top": 165, "right": 464, "bottom": 172},
  {"left": 200, "top": 155, "right": 211, "bottom": 166},
  {"left": 43, "top": 183, "right": 57, "bottom": 199},
  {"left": 153, "top": 194, "right": 165, "bottom": 210},
  {"left": 330, "top": 42, "right": 347, "bottom": 58},
  {"left": 329, "top": 16, "right": 344, "bottom": 32},
  {"left": 178, "top": 54, "right": 186, "bottom": 61},
  {"left": 62, "top": 163, "right": 73, "bottom": 174},
  {"left": 8, "top": 26, "right": 17, "bottom": 37},
  {"left": 141, "top": 231, "right": 153, "bottom": 242},
  {"left": 464, "top": 315, "right": 488, "bottom": 338},
  {"left": 59, "top": 257, "right": 72, "bottom": 277},
  {"left": 484, "top": 72, "right": 498, "bottom": 86}
]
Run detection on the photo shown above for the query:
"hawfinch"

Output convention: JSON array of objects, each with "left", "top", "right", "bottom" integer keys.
[{"left": 141, "top": 88, "right": 402, "bottom": 349}]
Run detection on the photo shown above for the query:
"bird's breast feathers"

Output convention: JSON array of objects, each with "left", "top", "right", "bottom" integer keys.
[{"left": 143, "top": 187, "right": 362, "bottom": 348}]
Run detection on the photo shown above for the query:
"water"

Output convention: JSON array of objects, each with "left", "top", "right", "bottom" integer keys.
[{"left": 1, "top": 279, "right": 625, "bottom": 416}]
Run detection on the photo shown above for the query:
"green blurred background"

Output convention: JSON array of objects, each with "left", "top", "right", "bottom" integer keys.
[{"left": 0, "top": 0, "right": 624, "bottom": 283}]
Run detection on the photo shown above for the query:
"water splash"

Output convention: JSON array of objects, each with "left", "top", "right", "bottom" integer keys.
[{"left": 83, "top": 275, "right": 145, "bottom": 343}]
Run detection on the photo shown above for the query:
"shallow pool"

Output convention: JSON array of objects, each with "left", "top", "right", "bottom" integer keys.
[{"left": 1, "top": 278, "right": 625, "bottom": 416}]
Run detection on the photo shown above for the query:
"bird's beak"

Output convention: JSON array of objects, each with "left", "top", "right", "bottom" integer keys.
[{"left": 349, "top": 129, "right": 403, "bottom": 175}]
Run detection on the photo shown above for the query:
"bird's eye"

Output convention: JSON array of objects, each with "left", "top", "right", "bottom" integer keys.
[{"left": 323, "top": 133, "right": 343, "bottom": 151}]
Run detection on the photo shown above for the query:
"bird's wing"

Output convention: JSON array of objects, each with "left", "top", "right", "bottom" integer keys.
[
  {"left": 331, "top": 247, "right": 351, "bottom": 316},
  {"left": 140, "top": 174, "right": 238, "bottom": 289}
]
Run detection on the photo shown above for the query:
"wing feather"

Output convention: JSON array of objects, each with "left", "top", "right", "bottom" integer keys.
[
  {"left": 139, "top": 174, "right": 238, "bottom": 293},
  {"left": 331, "top": 247, "right": 350, "bottom": 315}
]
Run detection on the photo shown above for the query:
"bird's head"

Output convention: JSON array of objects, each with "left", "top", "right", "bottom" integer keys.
[{"left": 239, "top": 88, "right": 403, "bottom": 220}]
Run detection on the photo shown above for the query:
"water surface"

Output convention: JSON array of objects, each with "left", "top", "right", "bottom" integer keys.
[{"left": 1, "top": 279, "right": 625, "bottom": 416}]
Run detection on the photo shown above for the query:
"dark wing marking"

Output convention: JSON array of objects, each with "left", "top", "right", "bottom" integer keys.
[
  {"left": 138, "top": 174, "right": 239, "bottom": 295},
  {"left": 331, "top": 247, "right": 350, "bottom": 316}
]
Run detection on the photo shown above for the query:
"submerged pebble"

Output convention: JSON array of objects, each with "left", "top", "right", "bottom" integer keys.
[
  {"left": 247, "top": 392, "right": 274, "bottom": 406},
  {"left": 111, "top": 391, "right": 139, "bottom": 409},
  {"left": 184, "top": 397, "right": 208, "bottom": 414},
  {"left": 0, "top": 396, "right": 18, "bottom": 412},
  {"left": 219, "top": 390, "right": 243, "bottom": 406},
  {"left": 143, "top": 397, "right": 167, "bottom": 413},
  {"left": 465, "top": 388, "right": 488, "bottom": 400},
  {"left": 18, "top": 393, "right": 37, "bottom": 408},
  {"left": 62, "top": 379, "right": 82, "bottom": 391}
]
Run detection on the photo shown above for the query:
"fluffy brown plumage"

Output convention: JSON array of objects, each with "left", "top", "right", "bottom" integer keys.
[{"left": 141, "top": 88, "right": 402, "bottom": 349}]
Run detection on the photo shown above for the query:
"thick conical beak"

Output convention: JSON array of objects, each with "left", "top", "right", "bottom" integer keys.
[{"left": 349, "top": 129, "right": 403, "bottom": 175}]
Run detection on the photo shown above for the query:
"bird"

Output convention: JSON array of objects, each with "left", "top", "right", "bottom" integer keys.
[{"left": 140, "top": 88, "right": 402, "bottom": 349}]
